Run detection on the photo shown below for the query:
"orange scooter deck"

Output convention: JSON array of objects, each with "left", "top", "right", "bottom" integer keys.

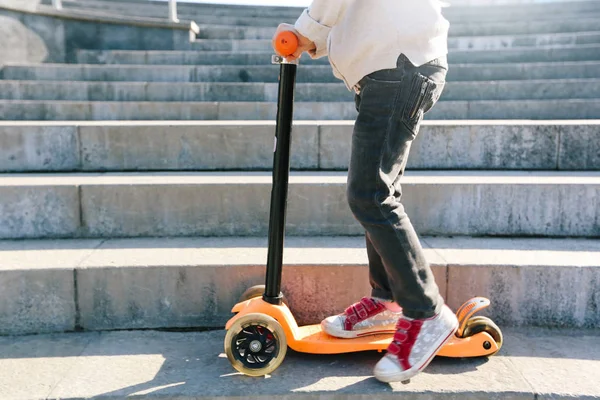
[{"left": 226, "top": 297, "right": 499, "bottom": 357}]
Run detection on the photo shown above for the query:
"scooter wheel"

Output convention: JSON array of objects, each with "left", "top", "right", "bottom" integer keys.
[
  {"left": 224, "top": 313, "right": 288, "bottom": 376},
  {"left": 239, "top": 285, "right": 288, "bottom": 306},
  {"left": 461, "top": 316, "right": 503, "bottom": 355}
]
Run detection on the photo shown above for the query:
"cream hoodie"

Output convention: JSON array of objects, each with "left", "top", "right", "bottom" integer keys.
[{"left": 294, "top": 0, "right": 450, "bottom": 91}]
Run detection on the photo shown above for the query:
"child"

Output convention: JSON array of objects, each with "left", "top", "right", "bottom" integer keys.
[{"left": 273, "top": 0, "right": 458, "bottom": 383}]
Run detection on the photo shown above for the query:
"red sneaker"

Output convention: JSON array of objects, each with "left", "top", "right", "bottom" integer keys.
[
  {"left": 321, "top": 297, "right": 402, "bottom": 339},
  {"left": 374, "top": 304, "right": 458, "bottom": 382}
]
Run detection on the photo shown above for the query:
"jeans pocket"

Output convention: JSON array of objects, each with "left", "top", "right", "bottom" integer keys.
[{"left": 402, "top": 73, "right": 445, "bottom": 132}]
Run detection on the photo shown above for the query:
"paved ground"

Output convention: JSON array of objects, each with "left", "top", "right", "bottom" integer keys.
[{"left": 1, "top": 327, "right": 599, "bottom": 399}]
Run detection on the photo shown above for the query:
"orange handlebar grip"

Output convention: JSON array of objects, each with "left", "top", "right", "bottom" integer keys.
[{"left": 275, "top": 31, "right": 299, "bottom": 57}]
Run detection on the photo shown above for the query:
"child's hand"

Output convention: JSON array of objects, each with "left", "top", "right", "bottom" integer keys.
[{"left": 272, "top": 23, "right": 316, "bottom": 61}]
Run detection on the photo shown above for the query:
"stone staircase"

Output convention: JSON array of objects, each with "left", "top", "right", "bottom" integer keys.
[
  {"left": 0, "top": 0, "right": 599, "bottom": 340},
  {"left": 3, "top": 0, "right": 600, "bottom": 120}
]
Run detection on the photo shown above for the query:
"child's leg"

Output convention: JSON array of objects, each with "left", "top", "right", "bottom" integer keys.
[
  {"left": 346, "top": 54, "right": 458, "bottom": 382},
  {"left": 320, "top": 231, "right": 403, "bottom": 338},
  {"left": 365, "top": 231, "right": 394, "bottom": 301},
  {"left": 353, "top": 89, "right": 396, "bottom": 305},
  {"left": 347, "top": 54, "right": 447, "bottom": 318}
]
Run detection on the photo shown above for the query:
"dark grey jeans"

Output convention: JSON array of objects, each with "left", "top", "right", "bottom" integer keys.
[{"left": 348, "top": 54, "right": 447, "bottom": 319}]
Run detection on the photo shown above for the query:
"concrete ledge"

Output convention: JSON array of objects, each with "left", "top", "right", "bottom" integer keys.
[
  {"left": 44, "top": 0, "right": 303, "bottom": 19},
  {"left": 75, "top": 50, "right": 329, "bottom": 65},
  {"left": 559, "top": 124, "right": 600, "bottom": 170},
  {"left": 45, "top": 0, "right": 600, "bottom": 23},
  {"left": 189, "top": 32, "right": 600, "bottom": 51},
  {"left": 0, "top": 269, "right": 76, "bottom": 335},
  {"left": 7, "top": 61, "right": 600, "bottom": 83},
  {"left": 77, "top": 123, "right": 320, "bottom": 171},
  {"left": 0, "top": 236, "right": 598, "bottom": 335},
  {"left": 40, "top": 0, "right": 600, "bottom": 19},
  {"left": 73, "top": 46, "right": 600, "bottom": 65},
  {"left": 192, "top": 18, "right": 600, "bottom": 39},
  {"left": 0, "top": 181, "right": 80, "bottom": 238},
  {"left": 2, "top": 121, "right": 599, "bottom": 172},
  {"left": 0, "top": 124, "right": 80, "bottom": 171},
  {"left": 0, "top": 6, "right": 195, "bottom": 65},
  {"left": 35, "top": 0, "right": 600, "bottom": 30},
  {"left": 3, "top": 64, "right": 203, "bottom": 83},
  {"left": 1, "top": 3, "right": 194, "bottom": 30},
  {"left": 0, "top": 171, "right": 599, "bottom": 238},
  {"left": 424, "top": 236, "right": 600, "bottom": 328},
  {"left": 1, "top": 99, "right": 600, "bottom": 120},
  {"left": 2, "top": 79, "right": 599, "bottom": 102},
  {"left": 449, "top": 31, "right": 600, "bottom": 50},
  {"left": 44, "top": 1, "right": 294, "bottom": 27},
  {"left": 451, "top": 43, "right": 600, "bottom": 63}
]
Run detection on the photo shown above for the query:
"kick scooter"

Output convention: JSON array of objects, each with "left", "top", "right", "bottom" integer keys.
[{"left": 224, "top": 31, "right": 503, "bottom": 377}]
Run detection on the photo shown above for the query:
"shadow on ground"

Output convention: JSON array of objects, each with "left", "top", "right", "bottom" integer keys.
[{"left": 1, "top": 326, "right": 598, "bottom": 398}]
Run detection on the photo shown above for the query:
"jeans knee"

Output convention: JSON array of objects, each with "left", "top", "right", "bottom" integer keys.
[{"left": 347, "top": 183, "right": 379, "bottom": 221}]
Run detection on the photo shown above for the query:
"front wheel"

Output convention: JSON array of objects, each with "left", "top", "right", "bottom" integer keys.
[
  {"left": 461, "top": 316, "right": 503, "bottom": 356},
  {"left": 224, "top": 313, "right": 288, "bottom": 376}
]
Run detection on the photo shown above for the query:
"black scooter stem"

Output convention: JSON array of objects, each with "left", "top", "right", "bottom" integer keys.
[{"left": 263, "top": 60, "right": 298, "bottom": 305}]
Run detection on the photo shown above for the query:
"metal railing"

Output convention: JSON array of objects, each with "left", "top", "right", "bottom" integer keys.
[{"left": 52, "top": 0, "right": 180, "bottom": 23}]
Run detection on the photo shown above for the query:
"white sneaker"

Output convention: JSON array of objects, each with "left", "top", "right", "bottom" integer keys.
[
  {"left": 321, "top": 297, "right": 401, "bottom": 339},
  {"left": 374, "top": 304, "right": 458, "bottom": 383}
]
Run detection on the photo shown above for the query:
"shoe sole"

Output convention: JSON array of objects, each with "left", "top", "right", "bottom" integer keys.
[{"left": 321, "top": 323, "right": 397, "bottom": 339}]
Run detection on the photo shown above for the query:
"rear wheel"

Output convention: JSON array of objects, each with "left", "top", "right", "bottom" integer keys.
[{"left": 461, "top": 316, "right": 503, "bottom": 356}]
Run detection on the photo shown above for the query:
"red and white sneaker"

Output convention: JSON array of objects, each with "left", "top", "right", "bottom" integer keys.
[
  {"left": 321, "top": 297, "right": 402, "bottom": 339},
  {"left": 374, "top": 304, "right": 459, "bottom": 383}
]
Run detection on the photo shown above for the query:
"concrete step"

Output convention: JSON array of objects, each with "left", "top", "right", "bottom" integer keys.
[
  {"left": 53, "top": 1, "right": 299, "bottom": 26},
  {"left": 188, "top": 32, "right": 600, "bottom": 51},
  {"left": 59, "top": 0, "right": 600, "bottom": 32},
  {"left": 51, "top": 0, "right": 600, "bottom": 23},
  {"left": 1, "top": 79, "right": 598, "bottom": 102},
  {"left": 5, "top": 61, "right": 600, "bottom": 83},
  {"left": 36, "top": 5, "right": 195, "bottom": 25},
  {"left": 1, "top": 328, "right": 599, "bottom": 400},
  {"left": 74, "top": 45, "right": 600, "bottom": 65},
  {"left": 49, "top": 0, "right": 600, "bottom": 20},
  {"left": 0, "top": 236, "right": 598, "bottom": 335},
  {"left": 47, "top": 0, "right": 304, "bottom": 19},
  {"left": 3, "top": 121, "right": 597, "bottom": 172},
  {"left": 1, "top": 99, "right": 600, "bottom": 120},
  {"left": 1, "top": 4, "right": 197, "bottom": 56},
  {"left": 446, "top": 31, "right": 600, "bottom": 49},
  {"left": 50, "top": 2, "right": 600, "bottom": 28},
  {"left": 0, "top": 171, "right": 598, "bottom": 239},
  {"left": 193, "top": 17, "right": 600, "bottom": 39},
  {"left": 153, "top": 0, "right": 302, "bottom": 17},
  {"left": 75, "top": 50, "right": 330, "bottom": 65},
  {"left": 434, "top": 16, "right": 600, "bottom": 36}
]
